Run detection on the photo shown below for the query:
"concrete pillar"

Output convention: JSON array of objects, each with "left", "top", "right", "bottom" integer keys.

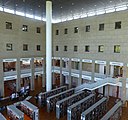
[
  {"left": 46, "top": 0, "right": 52, "bottom": 91},
  {"left": 91, "top": 60, "right": 95, "bottom": 81},
  {"left": 122, "top": 64, "right": 127, "bottom": 103},
  {"left": 99, "top": 64, "right": 105, "bottom": 74},
  {"left": 42, "top": 57, "right": 46, "bottom": 88},
  {"left": 110, "top": 65, "right": 114, "bottom": 77},
  {"left": 78, "top": 59, "right": 82, "bottom": 86},
  {"left": 68, "top": 58, "right": 72, "bottom": 88},
  {"left": 0, "top": 59, "right": 4, "bottom": 97},
  {"left": 16, "top": 58, "right": 21, "bottom": 91},
  {"left": 106, "top": 61, "right": 110, "bottom": 77},
  {"left": 60, "top": 58, "right": 63, "bottom": 85},
  {"left": 30, "top": 58, "right": 35, "bottom": 90}
]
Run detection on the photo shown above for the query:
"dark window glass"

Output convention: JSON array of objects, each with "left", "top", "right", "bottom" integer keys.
[
  {"left": 74, "top": 46, "right": 78, "bottom": 52},
  {"left": 56, "top": 46, "right": 59, "bottom": 51},
  {"left": 99, "top": 24, "right": 104, "bottom": 31},
  {"left": 86, "top": 25, "right": 90, "bottom": 32},
  {"left": 6, "top": 43, "right": 13, "bottom": 51},
  {"left": 115, "top": 21, "right": 121, "bottom": 29},
  {"left": 37, "top": 45, "right": 41, "bottom": 51},
  {"left": 22, "top": 25, "right": 28, "bottom": 32},
  {"left": 37, "top": 27, "right": 41, "bottom": 33},
  {"left": 114, "top": 45, "right": 120, "bottom": 53},
  {"left": 98, "top": 45, "right": 104, "bottom": 52},
  {"left": 56, "top": 30, "right": 59, "bottom": 35},
  {"left": 23, "top": 44, "right": 28, "bottom": 51},
  {"left": 74, "top": 27, "right": 78, "bottom": 33},
  {"left": 85, "top": 46, "right": 90, "bottom": 52},
  {"left": 64, "top": 46, "right": 67, "bottom": 51},
  {"left": 64, "top": 28, "right": 68, "bottom": 34},
  {"left": 6, "top": 22, "right": 12, "bottom": 29}
]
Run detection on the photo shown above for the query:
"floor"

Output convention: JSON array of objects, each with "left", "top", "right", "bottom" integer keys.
[{"left": 1, "top": 77, "right": 128, "bottom": 120}]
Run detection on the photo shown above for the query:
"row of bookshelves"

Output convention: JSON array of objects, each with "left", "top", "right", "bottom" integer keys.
[
  {"left": 47, "top": 88, "right": 75, "bottom": 112},
  {"left": 38, "top": 86, "right": 67, "bottom": 106}
]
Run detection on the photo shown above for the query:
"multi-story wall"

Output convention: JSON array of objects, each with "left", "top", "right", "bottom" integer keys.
[
  {"left": 53, "top": 10, "right": 128, "bottom": 63},
  {"left": 53, "top": 10, "right": 128, "bottom": 102},
  {"left": 0, "top": 11, "right": 46, "bottom": 59},
  {"left": 0, "top": 12, "right": 46, "bottom": 96}
]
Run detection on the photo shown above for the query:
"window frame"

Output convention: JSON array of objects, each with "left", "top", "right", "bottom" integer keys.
[
  {"left": 98, "top": 45, "right": 104, "bottom": 52},
  {"left": 6, "top": 22, "right": 12, "bottom": 30}
]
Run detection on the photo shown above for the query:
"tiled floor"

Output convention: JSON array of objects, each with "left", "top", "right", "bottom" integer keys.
[{"left": 1, "top": 77, "right": 128, "bottom": 120}]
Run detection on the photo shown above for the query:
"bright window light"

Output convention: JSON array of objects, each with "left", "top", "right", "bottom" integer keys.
[
  {"left": 16, "top": 11, "right": 25, "bottom": 16},
  {"left": 81, "top": 14, "right": 87, "bottom": 18},
  {"left": 42, "top": 18, "right": 46, "bottom": 21},
  {"left": 116, "top": 5, "right": 127, "bottom": 11},
  {"left": 105, "top": 7, "right": 115, "bottom": 13},
  {"left": 26, "top": 14, "right": 33, "bottom": 18},
  {"left": 74, "top": 15, "right": 80, "bottom": 19},
  {"left": 0, "top": 7, "right": 3, "bottom": 11},
  {"left": 96, "top": 10, "right": 105, "bottom": 15},
  {"left": 67, "top": 17, "right": 73, "bottom": 21},
  {"left": 35, "top": 16, "right": 41, "bottom": 20},
  {"left": 4, "top": 8, "right": 14, "bottom": 14},
  {"left": 87, "top": 12, "right": 95, "bottom": 17}
]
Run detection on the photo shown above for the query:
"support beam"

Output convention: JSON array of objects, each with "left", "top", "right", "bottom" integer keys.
[
  {"left": 91, "top": 60, "right": 95, "bottom": 81},
  {"left": 0, "top": 59, "right": 4, "bottom": 97},
  {"left": 46, "top": 0, "right": 52, "bottom": 91},
  {"left": 30, "top": 58, "right": 35, "bottom": 90},
  {"left": 16, "top": 58, "right": 21, "bottom": 91}
]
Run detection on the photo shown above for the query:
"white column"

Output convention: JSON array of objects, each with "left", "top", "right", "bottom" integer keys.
[
  {"left": 0, "top": 59, "right": 4, "bottom": 97},
  {"left": 91, "top": 60, "right": 95, "bottom": 81},
  {"left": 68, "top": 58, "right": 72, "bottom": 88},
  {"left": 46, "top": 0, "right": 52, "bottom": 91},
  {"left": 110, "top": 65, "right": 114, "bottom": 77},
  {"left": 42, "top": 57, "right": 46, "bottom": 88},
  {"left": 30, "top": 58, "right": 35, "bottom": 90},
  {"left": 122, "top": 64, "right": 127, "bottom": 104},
  {"left": 16, "top": 58, "right": 21, "bottom": 91},
  {"left": 106, "top": 61, "right": 110, "bottom": 77},
  {"left": 78, "top": 59, "right": 82, "bottom": 86},
  {"left": 99, "top": 64, "right": 105, "bottom": 74},
  {"left": 60, "top": 58, "right": 63, "bottom": 85}
]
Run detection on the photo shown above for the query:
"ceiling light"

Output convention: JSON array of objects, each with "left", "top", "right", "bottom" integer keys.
[
  {"left": 60, "top": 6, "right": 62, "bottom": 8},
  {"left": 94, "top": 5, "right": 96, "bottom": 6},
  {"left": 72, "top": 3, "right": 74, "bottom": 5},
  {"left": 38, "top": 5, "right": 40, "bottom": 8},
  {"left": 110, "top": 1, "right": 112, "bottom": 3},
  {"left": 16, "top": 4, "right": 18, "bottom": 6}
]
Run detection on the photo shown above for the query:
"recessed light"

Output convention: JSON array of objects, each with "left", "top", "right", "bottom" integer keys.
[
  {"left": 72, "top": 3, "right": 74, "bottom": 5},
  {"left": 16, "top": 4, "right": 18, "bottom": 6},
  {"left": 110, "top": 1, "right": 112, "bottom": 2},
  {"left": 30, "top": 9, "right": 32, "bottom": 10},
  {"left": 60, "top": 6, "right": 62, "bottom": 8},
  {"left": 38, "top": 5, "right": 40, "bottom": 7},
  {"left": 94, "top": 5, "right": 96, "bottom": 6}
]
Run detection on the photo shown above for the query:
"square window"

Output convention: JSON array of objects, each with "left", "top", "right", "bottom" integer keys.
[
  {"left": 115, "top": 21, "right": 121, "bottom": 29},
  {"left": 98, "top": 45, "right": 104, "bottom": 52},
  {"left": 6, "top": 43, "right": 13, "bottom": 51},
  {"left": 23, "top": 44, "right": 28, "bottom": 51},
  {"left": 56, "top": 46, "right": 59, "bottom": 51},
  {"left": 85, "top": 46, "right": 90, "bottom": 52},
  {"left": 37, "top": 27, "right": 41, "bottom": 33},
  {"left": 64, "top": 46, "right": 67, "bottom": 51},
  {"left": 6, "top": 22, "right": 12, "bottom": 29},
  {"left": 37, "top": 45, "right": 41, "bottom": 51},
  {"left": 99, "top": 24, "right": 104, "bottom": 31},
  {"left": 74, "top": 27, "right": 78, "bottom": 33},
  {"left": 114, "top": 45, "right": 120, "bottom": 53},
  {"left": 64, "top": 28, "right": 68, "bottom": 34},
  {"left": 22, "top": 25, "right": 28, "bottom": 32},
  {"left": 74, "top": 46, "right": 78, "bottom": 52},
  {"left": 86, "top": 25, "right": 90, "bottom": 32},
  {"left": 56, "top": 30, "right": 59, "bottom": 35}
]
